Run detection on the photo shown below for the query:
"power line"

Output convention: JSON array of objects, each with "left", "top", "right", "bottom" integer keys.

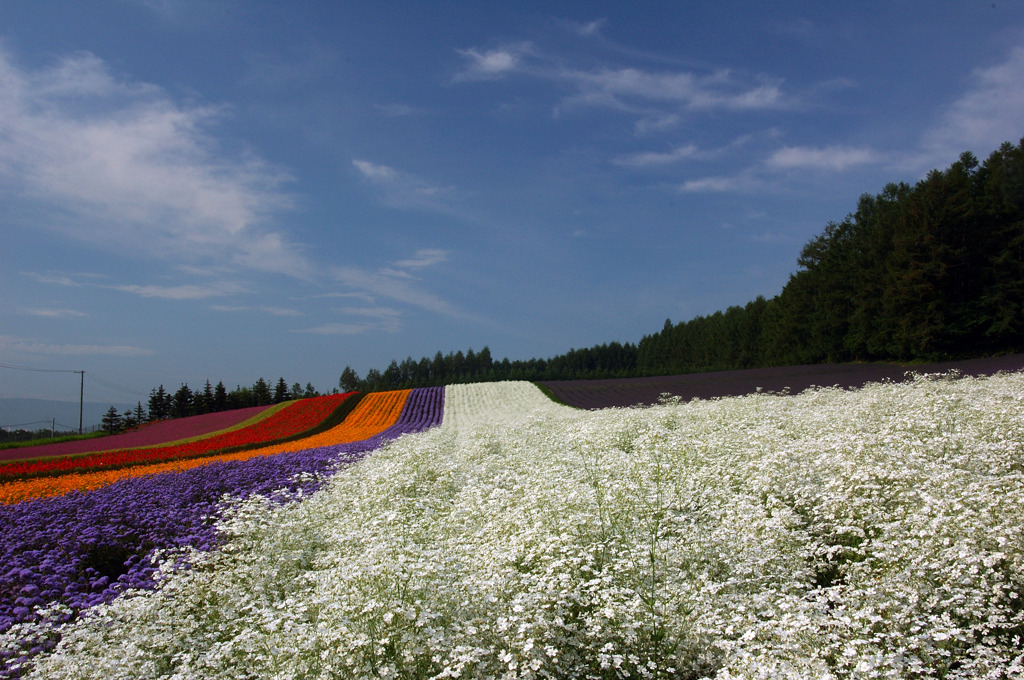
[
  {"left": 0, "top": 362, "right": 79, "bottom": 374},
  {"left": 1, "top": 363, "right": 143, "bottom": 398},
  {"left": 1, "top": 362, "right": 85, "bottom": 432},
  {"left": 85, "top": 373, "right": 147, "bottom": 398}
]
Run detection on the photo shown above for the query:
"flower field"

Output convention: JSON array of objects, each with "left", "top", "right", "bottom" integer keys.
[
  {"left": 0, "top": 393, "right": 354, "bottom": 481},
  {"left": 0, "top": 404, "right": 275, "bottom": 463},
  {"left": 3, "top": 373, "right": 1024, "bottom": 678}
]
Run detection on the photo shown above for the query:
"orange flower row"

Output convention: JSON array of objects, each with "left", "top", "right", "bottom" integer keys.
[
  {"left": 0, "top": 394, "right": 351, "bottom": 480},
  {"left": 244, "top": 389, "right": 411, "bottom": 454},
  {"left": 0, "top": 390, "right": 412, "bottom": 505}
]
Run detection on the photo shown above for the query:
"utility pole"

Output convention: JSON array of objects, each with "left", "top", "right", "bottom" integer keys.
[{"left": 77, "top": 370, "right": 84, "bottom": 434}]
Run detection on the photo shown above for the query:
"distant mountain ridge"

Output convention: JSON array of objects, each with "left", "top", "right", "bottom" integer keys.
[{"left": 0, "top": 398, "right": 133, "bottom": 432}]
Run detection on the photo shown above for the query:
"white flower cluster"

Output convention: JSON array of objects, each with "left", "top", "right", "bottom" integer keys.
[{"left": 26, "top": 374, "right": 1024, "bottom": 678}]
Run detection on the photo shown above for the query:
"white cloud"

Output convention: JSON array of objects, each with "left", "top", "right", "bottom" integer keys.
[
  {"left": 26, "top": 308, "right": 86, "bottom": 318},
  {"left": 352, "top": 159, "right": 454, "bottom": 211},
  {"left": 24, "top": 272, "right": 82, "bottom": 287},
  {"left": 292, "top": 322, "right": 376, "bottom": 336},
  {"left": 634, "top": 114, "right": 681, "bottom": 135},
  {"left": 353, "top": 159, "right": 399, "bottom": 181},
  {"left": 110, "top": 282, "right": 247, "bottom": 300},
  {"left": 679, "top": 176, "right": 744, "bottom": 193},
  {"left": 565, "top": 67, "right": 785, "bottom": 113},
  {"left": 919, "top": 45, "right": 1024, "bottom": 165},
  {"left": 571, "top": 19, "right": 606, "bottom": 37},
  {"left": 767, "top": 145, "right": 882, "bottom": 171},
  {"left": 393, "top": 248, "right": 449, "bottom": 269},
  {"left": 0, "top": 47, "right": 306, "bottom": 276},
  {"left": 333, "top": 264, "right": 457, "bottom": 316},
  {"left": 0, "top": 335, "right": 154, "bottom": 357},
  {"left": 327, "top": 249, "right": 459, "bottom": 318},
  {"left": 454, "top": 47, "right": 524, "bottom": 81},
  {"left": 211, "top": 305, "right": 303, "bottom": 317},
  {"left": 293, "top": 307, "right": 401, "bottom": 335},
  {"left": 453, "top": 41, "right": 790, "bottom": 120},
  {"left": 614, "top": 144, "right": 698, "bottom": 168}
]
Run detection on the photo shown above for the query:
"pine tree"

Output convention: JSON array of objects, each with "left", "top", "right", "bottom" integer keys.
[
  {"left": 213, "top": 381, "right": 228, "bottom": 412},
  {"left": 148, "top": 386, "right": 171, "bottom": 421},
  {"left": 101, "top": 406, "right": 122, "bottom": 434},
  {"left": 252, "top": 378, "right": 273, "bottom": 406},
  {"left": 273, "top": 377, "right": 291, "bottom": 403},
  {"left": 339, "top": 366, "right": 360, "bottom": 393}
]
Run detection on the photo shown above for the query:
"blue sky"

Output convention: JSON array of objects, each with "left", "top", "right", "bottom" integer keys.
[{"left": 2, "top": 1, "right": 1023, "bottom": 406}]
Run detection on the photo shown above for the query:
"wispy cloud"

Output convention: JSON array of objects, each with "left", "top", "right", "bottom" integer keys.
[
  {"left": 25, "top": 308, "right": 86, "bottom": 318},
  {"left": 767, "top": 145, "right": 883, "bottom": 171},
  {"left": 352, "top": 159, "right": 454, "bottom": 210},
  {"left": 352, "top": 159, "right": 399, "bottom": 181},
  {"left": 918, "top": 45, "right": 1024, "bottom": 167},
  {"left": 393, "top": 248, "right": 449, "bottom": 269},
  {"left": 0, "top": 47, "right": 307, "bottom": 276},
  {"left": 292, "top": 307, "right": 401, "bottom": 335},
  {"left": 568, "top": 19, "right": 606, "bottom": 37},
  {"left": 109, "top": 281, "right": 248, "bottom": 300},
  {"left": 0, "top": 335, "right": 155, "bottom": 357},
  {"left": 210, "top": 305, "right": 303, "bottom": 317},
  {"left": 453, "top": 45, "right": 528, "bottom": 81},
  {"left": 330, "top": 249, "right": 463, "bottom": 320},
  {"left": 613, "top": 144, "right": 698, "bottom": 167},
  {"left": 24, "top": 272, "right": 82, "bottom": 287},
  {"left": 568, "top": 68, "right": 785, "bottom": 113},
  {"left": 333, "top": 266, "right": 456, "bottom": 316},
  {"left": 679, "top": 176, "right": 749, "bottom": 193},
  {"left": 453, "top": 40, "right": 791, "bottom": 121}
]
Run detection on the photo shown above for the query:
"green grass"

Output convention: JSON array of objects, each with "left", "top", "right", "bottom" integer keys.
[{"left": 0, "top": 430, "right": 108, "bottom": 451}]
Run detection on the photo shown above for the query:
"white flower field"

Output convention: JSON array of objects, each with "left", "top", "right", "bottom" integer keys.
[{"left": 21, "top": 373, "right": 1024, "bottom": 678}]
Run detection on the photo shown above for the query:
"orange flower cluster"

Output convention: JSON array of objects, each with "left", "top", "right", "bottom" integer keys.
[{"left": 0, "top": 390, "right": 412, "bottom": 505}]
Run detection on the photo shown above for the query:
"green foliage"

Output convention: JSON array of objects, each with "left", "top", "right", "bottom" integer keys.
[
  {"left": 0, "top": 430, "right": 106, "bottom": 451},
  {"left": 637, "top": 137, "right": 1024, "bottom": 374},
  {"left": 100, "top": 406, "right": 122, "bottom": 434},
  {"left": 345, "top": 139, "right": 1019, "bottom": 387}
]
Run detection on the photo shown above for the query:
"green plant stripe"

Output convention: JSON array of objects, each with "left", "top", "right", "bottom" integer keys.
[
  {"left": 208, "top": 392, "right": 366, "bottom": 457},
  {"left": 0, "top": 431, "right": 108, "bottom": 452},
  {"left": 0, "top": 394, "right": 367, "bottom": 484},
  {"left": 532, "top": 382, "right": 581, "bottom": 409}
]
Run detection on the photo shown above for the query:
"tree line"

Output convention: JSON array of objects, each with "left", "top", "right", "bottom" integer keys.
[
  {"left": 340, "top": 138, "right": 1024, "bottom": 390},
  {"left": 100, "top": 377, "right": 325, "bottom": 433},
  {"left": 97, "top": 137, "right": 1024, "bottom": 420}
]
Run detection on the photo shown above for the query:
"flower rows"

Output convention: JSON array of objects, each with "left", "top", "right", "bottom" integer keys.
[
  {"left": 0, "top": 391, "right": 415, "bottom": 505},
  {"left": 0, "top": 394, "right": 353, "bottom": 482},
  {"left": 0, "top": 387, "right": 445, "bottom": 676},
  {"left": 440, "top": 380, "right": 572, "bottom": 432},
  {"left": 1, "top": 405, "right": 275, "bottom": 463},
  {"left": 244, "top": 389, "right": 412, "bottom": 453},
  {"left": 12, "top": 375, "right": 1023, "bottom": 679}
]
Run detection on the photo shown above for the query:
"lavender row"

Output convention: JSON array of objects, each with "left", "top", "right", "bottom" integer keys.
[{"left": 0, "top": 386, "right": 444, "bottom": 675}]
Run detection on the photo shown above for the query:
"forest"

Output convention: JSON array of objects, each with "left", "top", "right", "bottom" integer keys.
[
  {"left": 127, "top": 137, "right": 1023, "bottom": 418},
  {"left": 339, "top": 138, "right": 1024, "bottom": 389}
]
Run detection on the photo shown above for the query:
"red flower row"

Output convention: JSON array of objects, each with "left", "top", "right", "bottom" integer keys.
[
  {"left": 1, "top": 405, "right": 274, "bottom": 463},
  {"left": 0, "top": 393, "right": 353, "bottom": 480}
]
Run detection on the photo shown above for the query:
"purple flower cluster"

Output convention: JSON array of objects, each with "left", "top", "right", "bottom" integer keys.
[{"left": 0, "top": 386, "right": 443, "bottom": 676}]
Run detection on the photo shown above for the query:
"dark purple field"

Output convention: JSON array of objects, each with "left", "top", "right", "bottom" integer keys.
[{"left": 540, "top": 354, "right": 1024, "bottom": 409}]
